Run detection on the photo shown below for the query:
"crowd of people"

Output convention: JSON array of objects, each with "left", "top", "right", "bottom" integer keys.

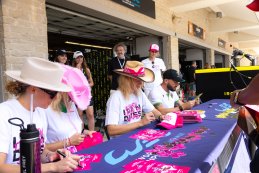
[{"left": 1, "top": 42, "right": 257, "bottom": 172}]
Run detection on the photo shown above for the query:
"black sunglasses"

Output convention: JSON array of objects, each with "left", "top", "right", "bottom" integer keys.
[
  {"left": 152, "top": 61, "right": 155, "bottom": 68},
  {"left": 39, "top": 88, "right": 58, "bottom": 99}
]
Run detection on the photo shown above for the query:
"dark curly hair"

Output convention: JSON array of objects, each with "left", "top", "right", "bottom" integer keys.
[{"left": 5, "top": 81, "right": 29, "bottom": 96}]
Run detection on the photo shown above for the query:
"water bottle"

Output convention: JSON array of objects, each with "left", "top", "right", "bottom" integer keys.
[
  {"left": 8, "top": 117, "right": 42, "bottom": 173},
  {"left": 20, "top": 123, "right": 41, "bottom": 173}
]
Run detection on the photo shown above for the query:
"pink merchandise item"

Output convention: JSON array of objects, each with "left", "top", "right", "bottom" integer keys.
[
  {"left": 121, "top": 159, "right": 190, "bottom": 173},
  {"left": 75, "top": 132, "right": 103, "bottom": 151},
  {"left": 157, "top": 113, "right": 183, "bottom": 130},
  {"left": 175, "top": 110, "right": 203, "bottom": 123},
  {"left": 61, "top": 64, "right": 92, "bottom": 110},
  {"left": 75, "top": 153, "right": 102, "bottom": 171},
  {"left": 66, "top": 132, "right": 103, "bottom": 153},
  {"left": 130, "top": 129, "right": 168, "bottom": 141}
]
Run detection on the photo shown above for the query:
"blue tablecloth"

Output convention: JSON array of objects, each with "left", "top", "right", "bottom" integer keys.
[{"left": 74, "top": 99, "right": 249, "bottom": 173}]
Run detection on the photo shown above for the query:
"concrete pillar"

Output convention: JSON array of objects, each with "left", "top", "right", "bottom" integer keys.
[
  {"left": 206, "top": 49, "right": 215, "bottom": 66},
  {"left": 0, "top": 0, "right": 48, "bottom": 101},
  {"left": 163, "top": 35, "right": 179, "bottom": 71},
  {"left": 224, "top": 55, "right": 231, "bottom": 67}
]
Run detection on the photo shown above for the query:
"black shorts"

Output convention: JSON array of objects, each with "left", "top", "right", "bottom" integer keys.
[{"left": 89, "top": 97, "right": 94, "bottom": 106}]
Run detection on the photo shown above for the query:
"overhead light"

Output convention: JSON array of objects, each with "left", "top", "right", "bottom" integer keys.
[{"left": 65, "top": 41, "right": 112, "bottom": 49}]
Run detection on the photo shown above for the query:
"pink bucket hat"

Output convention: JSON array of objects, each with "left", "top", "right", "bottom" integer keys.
[
  {"left": 61, "top": 65, "right": 92, "bottom": 110},
  {"left": 157, "top": 113, "right": 183, "bottom": 130}
]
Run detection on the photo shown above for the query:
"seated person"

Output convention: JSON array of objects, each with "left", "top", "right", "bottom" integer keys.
[
  {"left": 148, "top": 69, "right": 196, "bottom": 115},
  {"left": 105, "top": 61, "right": 162, "bottom": 138},
  {"left": 45, "top": 92, "right": 102, "bottom": 152},
  {"left": 0, "top": 57, "right": 80, "bottom": 173}
]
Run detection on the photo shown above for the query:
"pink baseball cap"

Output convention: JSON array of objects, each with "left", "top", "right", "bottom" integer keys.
[
  {"left": 149, "top": 44, "right": 159, "bottom": 52},
  {"left": 157, "top": 113, "right": 183, "bottom": 130},
  {"left": 61, "top": 65, "right": 92, "bottom": 110}
]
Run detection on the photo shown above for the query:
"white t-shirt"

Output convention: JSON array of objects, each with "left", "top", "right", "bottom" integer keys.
[
  {"left": 141, "top": 58, "right": 166, "bottom": 96},
  {"left": 105, "top": 90, "right": 154, "bottom": 126},
  {"left": 148, "top": 85, "right": 180, "bottom": 108},
  {"left": 0, "top": 99, "right": 47, "bottom": 164},
  {"left": 45, "top": 102, "right": 82, "bottom": 143}
]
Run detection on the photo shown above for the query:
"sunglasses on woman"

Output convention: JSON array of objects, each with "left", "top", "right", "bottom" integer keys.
[{"left": 39, "top": 88, "right": 58, "bottom": 99}]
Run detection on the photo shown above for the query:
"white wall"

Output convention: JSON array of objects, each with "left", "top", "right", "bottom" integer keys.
[{"left": 136, "top": 36, "right": 159, "bottom": 58}]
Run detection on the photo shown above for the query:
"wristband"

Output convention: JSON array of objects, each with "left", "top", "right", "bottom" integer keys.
[{"left": 179, "top": 105, "right": 184, "bottom": 111}]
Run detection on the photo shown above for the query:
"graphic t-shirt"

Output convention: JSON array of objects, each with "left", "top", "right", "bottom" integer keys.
[
  {"left": 141, "top": 58, "right": 166, "bottom": 96},
  {"left": 0, "top": 99, "right": 47, "bottom": 164},
  {"left": 105, "top": 90, "right": 154, "bottom": 126},
  {"left": 45, "top": 102, "right": 83, "bottom": 143},
  {"left": 148, "top": 85, "right": 180, "bottom": 108}
]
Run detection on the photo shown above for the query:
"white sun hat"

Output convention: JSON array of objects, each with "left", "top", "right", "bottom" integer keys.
[{"left": 5, "top": 57, "right": 71, "bottom": 92}]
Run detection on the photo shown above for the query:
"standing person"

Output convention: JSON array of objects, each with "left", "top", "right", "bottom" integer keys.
[
  {"left": 108, "top": 42, "right": 129, "bottom": 95},
  {"left": 148, "top": 69, "right": 196, "bottom": 115},
  {"left": 54, "top": 49, "right": 68, "bottom": 65},
  {"left": 72, "top": 51, "right": 95, "bottom": 131},
  {"left": 230, "top": 73, "right": 259, "bottom": 173},
  {"left": 0, "top": 57, "right": 80, "bottom": 173},
  {"left": 186, "top": 61, "right": 197, "bottom": 98},
  {"left": 141, "top": 43, "right": 166, "bottom": 97},
  {"left": 105, "top": 61, "right": 162, "bottom": 138}
]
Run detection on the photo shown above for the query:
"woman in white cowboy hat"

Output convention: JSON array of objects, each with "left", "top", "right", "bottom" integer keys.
[
  {"left": 105, "top": 61, "right": 162, "bottom": 138},
  {"left": 0, "top": 57, "right": 80, "bottom": 172}
]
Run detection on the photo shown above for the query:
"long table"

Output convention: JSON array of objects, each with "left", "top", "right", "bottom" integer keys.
[{"left": 74, "top": 99, "right": 251, "bottom": 173}]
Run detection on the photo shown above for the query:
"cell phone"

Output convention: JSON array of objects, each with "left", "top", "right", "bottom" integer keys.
[{"left": 195, "top": 93, "right": 203, "bottom": 100}]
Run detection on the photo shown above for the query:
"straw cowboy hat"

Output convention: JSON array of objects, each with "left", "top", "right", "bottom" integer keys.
[
  {"left": 114, "top": 61, "right": 154, "bottom": 82},
  {"left": 61, "top": 65, "right": 92, "bottom": 110},
  {"left": 5, "top": 57, "right": 71, "bottom": 92}
]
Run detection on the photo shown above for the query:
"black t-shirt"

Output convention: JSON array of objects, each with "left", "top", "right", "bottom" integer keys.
[
  {"left": 187, "top": 66, "right": 196, "bottom": 83},
  {"left": 108, "top": 57, "right": 130, "bottom": 90}
]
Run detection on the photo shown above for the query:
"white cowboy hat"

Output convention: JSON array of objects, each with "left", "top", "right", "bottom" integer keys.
[
  {"left": 114, "top": 61, "right": 154, "bottom": 83},
  {"left": 5, "top": 57, "right": 71, "bottom": 92}
]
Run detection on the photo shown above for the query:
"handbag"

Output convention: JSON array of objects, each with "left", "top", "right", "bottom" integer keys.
[{"left": 238, "top": 105, "right": 259, "bottom": 146}]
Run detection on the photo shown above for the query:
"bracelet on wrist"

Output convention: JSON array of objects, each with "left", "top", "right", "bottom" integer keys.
[{"left": 45, "top": 152, "right": 51, "bottom": 163}]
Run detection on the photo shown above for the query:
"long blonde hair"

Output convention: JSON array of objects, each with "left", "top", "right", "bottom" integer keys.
[
  {"left": 51, "top": 92, "right": 71, "bottom": 113},
  {"left": 118, "top": 75, "right": 142, "bottom": 100}
]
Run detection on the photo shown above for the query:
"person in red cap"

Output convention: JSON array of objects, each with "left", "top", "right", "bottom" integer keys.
[{"left": 141, "top": 43, "right": 166, "bottom": 97}]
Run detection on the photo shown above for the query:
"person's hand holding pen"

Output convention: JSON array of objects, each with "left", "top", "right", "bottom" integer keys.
[
  {"left": 141, "top": 112, "right": 156, "bottom": 126},
  {"left": 56, "top": 149, "right": 82, "bottom": 169},
  {"left": 43, "top": 149, "right": 81, "bottom": 172}
]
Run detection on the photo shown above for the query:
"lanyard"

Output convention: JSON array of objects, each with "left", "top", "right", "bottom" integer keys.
[{"left": 117, "top": 58, "right": 125, "bottom": 69}]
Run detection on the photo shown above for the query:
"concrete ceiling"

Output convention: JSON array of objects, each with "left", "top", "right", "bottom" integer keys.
[{"left": 167, "top": 0, "right": 259, "bottom": 55}]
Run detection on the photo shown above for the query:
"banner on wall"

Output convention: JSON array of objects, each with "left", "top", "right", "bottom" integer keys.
[
  {"left": 111, "top": 0, "right": 156, "bottom": 18},
  {"left": 218, "top": 38, "right": 226, "bottom": 49},
  {"left": 188, "top": 21, "right": 205, "bottom": 40}
]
